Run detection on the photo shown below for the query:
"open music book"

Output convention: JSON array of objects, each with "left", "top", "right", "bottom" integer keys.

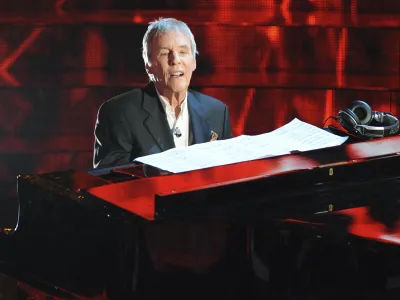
[{"left": 135, "top": 118, "right": 348, "bottom": 173}]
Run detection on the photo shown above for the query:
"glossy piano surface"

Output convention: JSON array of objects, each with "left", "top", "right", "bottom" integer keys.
[
  {"left": 2, "top": 134, "right": 400, "bottom": 299},
  {"left": 68, "top": 134, "right": 400, "bottom": 220}
]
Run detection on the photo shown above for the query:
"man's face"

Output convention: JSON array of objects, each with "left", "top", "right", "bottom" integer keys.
[{"left": 146, "top": 30, "right": 196, "bottom": 97}]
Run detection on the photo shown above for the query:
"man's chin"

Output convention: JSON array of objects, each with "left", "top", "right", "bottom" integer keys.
[
  {"left": 168, "top": 84, "right": 189, "bottom": 94},
  {"left": 155, "top": 81, "right": 190, "bottom": 96}
]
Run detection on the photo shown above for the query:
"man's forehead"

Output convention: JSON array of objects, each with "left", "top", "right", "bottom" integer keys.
[{"left": 153, "top": 31, "right": 191, "bottom": 48}]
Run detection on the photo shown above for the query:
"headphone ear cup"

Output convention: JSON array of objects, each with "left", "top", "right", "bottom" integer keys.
[
  {"left": 348, "top": 100, "right": 372, "bottom": 125},
  {"left": 338, "top": 108, "right": 360, "bottom": 134}
]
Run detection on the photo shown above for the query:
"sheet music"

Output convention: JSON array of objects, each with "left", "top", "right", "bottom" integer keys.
[{"left": 135, "top": 118, "right": 348, "bottom": 173}]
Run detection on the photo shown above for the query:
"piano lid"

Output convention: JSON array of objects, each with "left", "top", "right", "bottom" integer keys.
[{"left": 80, "top": 135, "right": 400, "bottom": 220}]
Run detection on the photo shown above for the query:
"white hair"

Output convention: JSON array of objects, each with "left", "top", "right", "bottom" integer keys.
[{"left": 142, "top": 17, "right": 198, "bottom": 66}]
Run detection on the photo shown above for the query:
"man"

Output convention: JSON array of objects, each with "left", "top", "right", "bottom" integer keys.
[
  {"left": 92, "top": 18, "right": 241, "bottom": 299},
  {"left": 93, "top": 17, "right": 233, "bottom": 168}
]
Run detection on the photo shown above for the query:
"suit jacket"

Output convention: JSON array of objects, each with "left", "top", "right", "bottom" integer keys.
[{"left": 93, "top": 82, "right": 233, "bottom": 168}]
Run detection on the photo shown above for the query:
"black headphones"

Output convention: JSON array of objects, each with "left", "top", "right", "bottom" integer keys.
[{"left": 338, "top": 100, "right": 399, "bottom": 138}]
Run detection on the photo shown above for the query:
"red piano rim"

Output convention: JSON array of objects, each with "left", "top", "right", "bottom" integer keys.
[
  {"left": 85, "top": 135, "right": 400, "bottom": 221},
  {"left": 336, "top": 206, "right": 400, "bottom": 245}
]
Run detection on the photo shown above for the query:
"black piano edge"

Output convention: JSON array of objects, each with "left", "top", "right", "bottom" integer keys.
[{"left": 0, "top": 261, "right": 82, "bottom": 299}]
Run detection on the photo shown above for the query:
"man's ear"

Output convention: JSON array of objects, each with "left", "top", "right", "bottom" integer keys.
[
  {"left": 192, "top": 59, "right": 197, "bottom": 72},
  {"left": 145, "top": 63, "right": 155, "bottom": 81},
  {"left": 145, "top": 63, "right": 152, "bottom": 76}
]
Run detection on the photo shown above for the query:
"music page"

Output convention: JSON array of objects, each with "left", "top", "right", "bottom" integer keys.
[{"left": 134, "top": 118, "right": 348, "bottom": 173}]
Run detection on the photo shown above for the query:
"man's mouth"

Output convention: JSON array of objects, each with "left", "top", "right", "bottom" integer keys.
[{"left": 170, "top": 72, "right": 184, "bottom": 78}]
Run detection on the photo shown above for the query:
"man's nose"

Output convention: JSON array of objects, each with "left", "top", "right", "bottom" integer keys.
[{"left": 169, "top": 51, "right": 181, "bottom": 64}]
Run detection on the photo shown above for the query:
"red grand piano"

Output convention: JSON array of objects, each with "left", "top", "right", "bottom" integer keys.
[{"left": 2, "top": 133, "right": 400, "bottom": 299}]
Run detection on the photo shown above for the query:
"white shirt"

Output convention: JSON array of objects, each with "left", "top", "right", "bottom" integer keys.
[{"left": 155, "top": 88, "right": 190, "bottom": 148}]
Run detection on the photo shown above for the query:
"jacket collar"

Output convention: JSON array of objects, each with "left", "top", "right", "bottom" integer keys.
[{"left": 142, "top": 82, "right": 212, "bottom": 152}]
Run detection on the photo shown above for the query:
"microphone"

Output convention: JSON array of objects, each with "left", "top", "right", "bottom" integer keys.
[{"left": 173, "top": 127, "right": 182, "bottom": 138}]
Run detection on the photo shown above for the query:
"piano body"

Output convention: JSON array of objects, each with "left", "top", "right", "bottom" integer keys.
[{"left": 2, "top": 135, "right": 400, "bottom": 299}]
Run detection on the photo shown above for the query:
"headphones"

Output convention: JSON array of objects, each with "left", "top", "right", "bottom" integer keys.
[{"left": 338, "top": 100, "right": 399, "bottom": 138}]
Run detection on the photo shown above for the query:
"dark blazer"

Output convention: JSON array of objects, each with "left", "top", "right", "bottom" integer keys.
[{"left": 93, "top": 82, "right": 233, "bottom": 168}]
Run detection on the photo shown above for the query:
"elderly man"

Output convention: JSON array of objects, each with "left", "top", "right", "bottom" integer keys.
[
  {"left": 93, "top": 17, "right": 233, "bottom": 168},
  {"left": 92, "top": 18, "right": 244, "bottom": 300}
]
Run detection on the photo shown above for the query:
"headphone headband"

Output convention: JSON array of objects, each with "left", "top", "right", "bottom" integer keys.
[{"left": 355, "top": 115, "right": 399, "bottom": 137}]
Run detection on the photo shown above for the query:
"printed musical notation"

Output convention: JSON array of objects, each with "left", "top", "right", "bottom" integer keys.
[{"left": 135, "top": 118, "right": 348, "bottom": 173}]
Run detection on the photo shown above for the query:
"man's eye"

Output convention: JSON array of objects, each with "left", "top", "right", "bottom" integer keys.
[{"left": 160, "top": 52, "right": 168, "bottom": 56}]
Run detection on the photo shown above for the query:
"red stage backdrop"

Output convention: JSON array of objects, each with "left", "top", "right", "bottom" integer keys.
[{"left": 0, "top": 0, "right": 399, "bottom": 226}]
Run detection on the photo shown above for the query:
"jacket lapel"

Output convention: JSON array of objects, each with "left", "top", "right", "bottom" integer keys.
[
  {"left": 142, "top": 83, "right": 175, "bottom": 152},
  {"left": 188, "top": 91, "right": 211, "bottom": 144}
]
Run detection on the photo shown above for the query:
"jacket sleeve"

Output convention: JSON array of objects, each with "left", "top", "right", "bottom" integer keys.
[{"left": 93, "top": 101, "right": 135, "bottom": 168}]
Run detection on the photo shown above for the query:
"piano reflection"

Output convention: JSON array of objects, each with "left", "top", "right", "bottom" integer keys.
[{"left": 2, "top": 133, "right": 400, "bottom": 299}]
